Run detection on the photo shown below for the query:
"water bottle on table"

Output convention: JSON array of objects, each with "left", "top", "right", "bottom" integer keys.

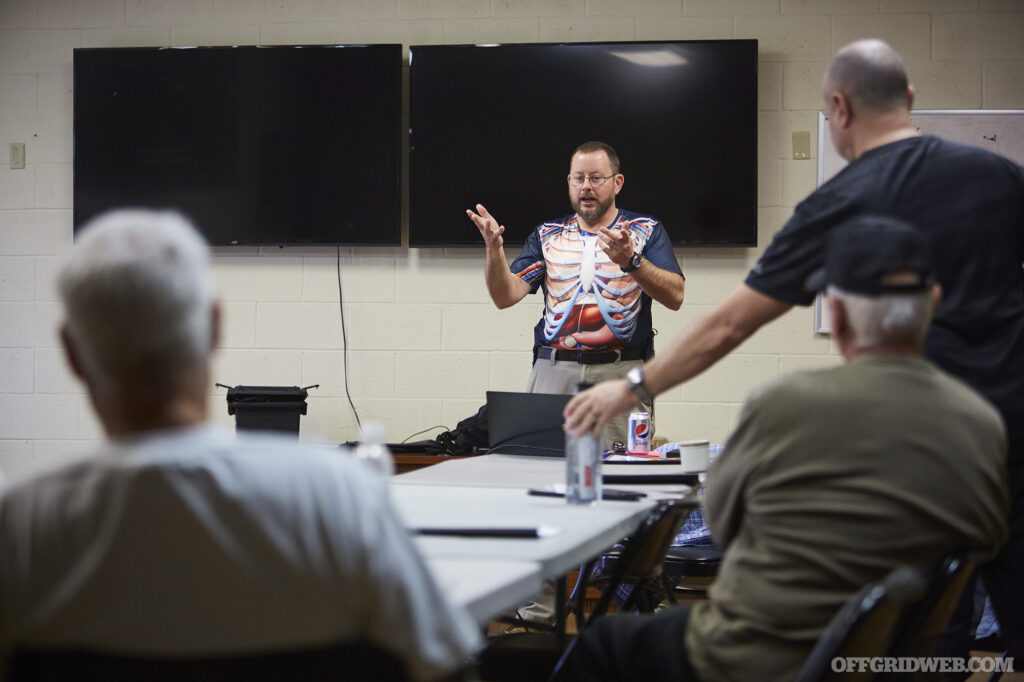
[
  {"left": 354, "top": 421, "right": 395, "bottom": 477},
  {"left": 566, "top": 382, "right": 601, "bottom": 505}
]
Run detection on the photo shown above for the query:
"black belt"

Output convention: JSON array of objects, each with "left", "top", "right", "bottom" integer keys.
[{"left": 534, "top": 345, "right": 649, "bottom": 365}]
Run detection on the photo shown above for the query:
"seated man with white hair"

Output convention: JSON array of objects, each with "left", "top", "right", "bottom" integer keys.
[
  {"left": 557, "top": 216, "right": 1008, "bottom": 682},
  {"left": 0, "top": 209, "right": 481, "bottom": 682}
]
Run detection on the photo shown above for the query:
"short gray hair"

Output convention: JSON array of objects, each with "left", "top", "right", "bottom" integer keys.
[
  {"left": 58, "top": 209, "right": 214, "bottom": 396},
  {"left": 827, "top": 285, "right": 932, "bottom": 349}
]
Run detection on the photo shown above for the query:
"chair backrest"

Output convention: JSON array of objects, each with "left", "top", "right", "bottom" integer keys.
[
  {"left": 886, "top": 550, "right": 986, "bottom": 660},
  {"left": 8, "top": 640, "right": 411, "bottom": 682},
  {"left": 795, "top": 566, "right": 928, "bottom": 682},
  {"left": 587, "top": 497, "right": 699, "bottom": 621}
]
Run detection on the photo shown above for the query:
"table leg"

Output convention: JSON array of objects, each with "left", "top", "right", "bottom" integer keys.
[{"left": 554, "top": 574, "right": 567, "bottom": 643}]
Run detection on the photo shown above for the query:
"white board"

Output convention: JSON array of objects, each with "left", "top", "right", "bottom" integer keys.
[{"left": 813, "top": 109, "right": 1024, "bottom": 333}]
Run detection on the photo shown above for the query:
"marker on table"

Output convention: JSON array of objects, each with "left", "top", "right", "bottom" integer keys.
[
  {"left": 527, "top": 488, "right": 647, "bottom": 501},
  {"left": 412, "top": 526, "right": 560, "bottom": 539}
]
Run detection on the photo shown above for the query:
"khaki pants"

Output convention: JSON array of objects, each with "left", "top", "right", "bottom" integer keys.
[{"left": 527, "top": 356, "right": 654, "bottom": 451}]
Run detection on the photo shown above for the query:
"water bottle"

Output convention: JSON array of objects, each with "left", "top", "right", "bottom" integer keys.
[
  {"left": 354, "top": 421, "right": 395, "bottom": 477},
  {"left": 566, "top": 383, "right": 601, "bottom": 505}
]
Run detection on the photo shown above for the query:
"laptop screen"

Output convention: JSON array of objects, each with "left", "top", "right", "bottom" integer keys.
[{"left": 485, "top": 391, "right": 570, "bottom": 457}]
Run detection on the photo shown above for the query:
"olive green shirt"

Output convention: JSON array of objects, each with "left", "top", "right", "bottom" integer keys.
[{"left": 686, "top": 354, "right": 1009, "bottom": 682}]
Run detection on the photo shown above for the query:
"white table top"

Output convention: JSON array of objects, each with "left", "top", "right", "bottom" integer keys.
[
  {"left": 395, "top": 453, "right": 694, "bottom": 498},
  {"left": 425, "top": 557, "right": 542, "bottom": 625},
  {"left": 394, "top": 454, "right": 698, "bottom": 626},
  {"left": 390, "top": 482, "right": 658, "bottom": 579}
]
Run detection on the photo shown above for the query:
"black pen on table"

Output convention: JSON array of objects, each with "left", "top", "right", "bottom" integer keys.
[
  {"left": 412, "top": 526, "right": 559, "bottom": 538},
  {"left": 527, "top": 488, "right": 646, "bottom": 501}
]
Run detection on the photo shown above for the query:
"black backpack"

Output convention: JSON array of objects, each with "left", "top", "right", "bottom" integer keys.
[{"left": 435, "top": 405, "right": 489, "bottom": 455}]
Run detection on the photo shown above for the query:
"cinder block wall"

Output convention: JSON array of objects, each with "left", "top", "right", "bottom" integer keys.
[{"left": 1, "top": 0, "right": 1022, "bottom": 476}]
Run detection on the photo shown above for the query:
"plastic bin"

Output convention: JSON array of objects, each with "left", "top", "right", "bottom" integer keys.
[{"left": 225, "top": 385, "right": 309, "bottom": 436}]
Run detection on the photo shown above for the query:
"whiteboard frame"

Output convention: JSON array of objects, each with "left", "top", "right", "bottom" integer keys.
[{"left": 813, "top": 109, "right": 1024, "bottom": 334}]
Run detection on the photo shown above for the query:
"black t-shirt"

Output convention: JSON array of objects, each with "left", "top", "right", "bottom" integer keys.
[{"left": 746, "top": 135, "right": 1024, "bottom": 444}]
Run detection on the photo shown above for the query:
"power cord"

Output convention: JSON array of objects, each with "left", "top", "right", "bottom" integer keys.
[
  {"left": 337, "top": 246, "right": 362, "bottom": 431},
  {"left": 401, "top": 425, "right": 451, "bottom": 444}
]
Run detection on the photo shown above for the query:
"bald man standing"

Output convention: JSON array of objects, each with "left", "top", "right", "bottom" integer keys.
[{"left": 567, "top": 39, "right": 1024, "bottom": 659}]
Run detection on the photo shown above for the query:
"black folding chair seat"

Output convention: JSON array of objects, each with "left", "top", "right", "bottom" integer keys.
[{"left": 663, "top": 544, "right": 723, "bottom": 578}]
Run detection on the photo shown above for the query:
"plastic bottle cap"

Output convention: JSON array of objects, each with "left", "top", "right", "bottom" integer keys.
[{"left": 360, "top": 422, "right": 385, "bottom": 443}]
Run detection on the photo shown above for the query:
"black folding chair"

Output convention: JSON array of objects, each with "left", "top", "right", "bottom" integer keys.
[
  {"left": 479, "top": 496, "right": 699, "bottom": 682},
  {"left": 796, "top": 566, "right": 927, "bottom": 682},
  {"left": 885, "top": 551, "right": 988, "bottom": 664},
  {"left": 663, "top": 544, "right": 723, "bottom": 597},
  {"left": 583, "top": 496, "right": 701, "bottom": 621}
]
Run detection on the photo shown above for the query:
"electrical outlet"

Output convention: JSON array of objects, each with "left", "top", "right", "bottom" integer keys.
[{"left": 9, "top": 143, "right": 25, "bottom": 169}]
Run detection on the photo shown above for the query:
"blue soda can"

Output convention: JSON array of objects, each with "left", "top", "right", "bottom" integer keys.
[{"left": 627, "top": 412, "right": 651, "bottom": 454}]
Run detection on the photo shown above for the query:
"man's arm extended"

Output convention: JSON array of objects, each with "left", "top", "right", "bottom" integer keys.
[
  {"left": 564, "top": 283, "right": 792, "bottom": 435},
  {"left": 467, "top": 203, "right": 531, "bottom": 309}
]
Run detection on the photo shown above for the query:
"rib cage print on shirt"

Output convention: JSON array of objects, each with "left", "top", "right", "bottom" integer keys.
[{"left": 516, "top": 214, "right": 656, "bottom": 350}]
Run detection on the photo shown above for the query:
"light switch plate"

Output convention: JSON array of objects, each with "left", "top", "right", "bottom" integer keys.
[
  {"left": 792, "top": 131, "right": 810, "bottom": 160},
  {"left": 9, "top": 143, "right": 25, "bottom": 169}
]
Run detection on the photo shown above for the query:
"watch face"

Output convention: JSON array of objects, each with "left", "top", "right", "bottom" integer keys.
[{"left": 628, "top": 366, "right": 643, "bottom": 385}]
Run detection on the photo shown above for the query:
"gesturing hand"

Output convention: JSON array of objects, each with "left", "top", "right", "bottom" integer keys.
[
  {"left": 466, "top": 203, "right": 505, "bottom": 248},
  {"left": 597, "top": 226, "right": 634, "bottom": 269}
]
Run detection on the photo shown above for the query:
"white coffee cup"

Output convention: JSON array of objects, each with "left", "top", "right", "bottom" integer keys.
[{"left": 678, "top": 440, "right": 710, "bottom": 471}]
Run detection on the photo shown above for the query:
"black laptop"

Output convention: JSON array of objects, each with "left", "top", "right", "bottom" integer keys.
[{"left": 485, "top": 391, "right": 570, "bottom": 457}]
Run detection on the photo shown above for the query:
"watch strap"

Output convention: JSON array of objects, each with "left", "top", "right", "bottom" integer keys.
[
  {"left": 627, "top": 367, "right": 653, "bottom": 404},
  {"left": 622, "top": 252, "right": 642, "bottom": 273}
]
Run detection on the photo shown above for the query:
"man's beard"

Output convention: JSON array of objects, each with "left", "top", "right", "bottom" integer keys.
[{"left": 572, "top": 191, "right": 613, "bottom": 223}]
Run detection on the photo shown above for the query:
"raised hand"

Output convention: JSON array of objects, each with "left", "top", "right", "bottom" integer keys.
[
  {"left": 466, "top": 203, "right": 505, "bottom": 248},
  {"left": 597, "top": 226, "right": 634, "bottom": 269}
]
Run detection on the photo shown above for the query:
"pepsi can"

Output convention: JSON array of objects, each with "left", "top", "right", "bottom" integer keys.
[{"left": 627, "top": 412, "right": 651, "bottom": 454}]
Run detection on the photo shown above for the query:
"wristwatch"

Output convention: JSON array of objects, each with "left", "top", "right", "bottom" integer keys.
[
  {"left": 621, "top": 252, "right": 643, "bottom": 273},
  {"left": 626, "top": 365, "right": 653, "bottom": 404}
]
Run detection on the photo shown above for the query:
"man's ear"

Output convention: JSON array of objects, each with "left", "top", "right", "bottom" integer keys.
[
  {"left": 930, "top": 283, "right": 942, "bottom": 310},
  {"left": 827, "top": 296, "right": 843, "bottom": 332},
  {"left": 832, "top": 91, "right": 852, "bottom": 129},
  {"left": 613, "top": 173, "right": 624, "bottom": 196},
  {"left": 906, "top": 84, "right": 915, "bottom": 112},
  {"left": 60, "top": 325, "right": 86, "bottom": 382},
  {"left": 827, "top": 295, "right": 852, "bottom": 351}
]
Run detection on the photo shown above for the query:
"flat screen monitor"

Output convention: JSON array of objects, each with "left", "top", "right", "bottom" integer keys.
[
  {"left": 408, "top": 40, "right": 757, "bottom": 247},
  {"left": 74, "top": 44, "right": 402, "bottom": 246}
]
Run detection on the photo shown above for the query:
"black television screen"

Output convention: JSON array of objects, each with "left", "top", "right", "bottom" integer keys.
[
  {"left": 74, "top": 44, "right": 402, "bottom": 246},
  {"left": 408, "top": 40, "right": 757, "bottom": 247}
]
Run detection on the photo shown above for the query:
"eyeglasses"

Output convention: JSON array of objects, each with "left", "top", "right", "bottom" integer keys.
[{"left": 568, "top": 174, "right": 618, "bottom": 188}]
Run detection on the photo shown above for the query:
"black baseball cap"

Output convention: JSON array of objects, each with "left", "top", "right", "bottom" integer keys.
[{"left": 804, "top": 215, "right": 936, "bottom": 296}]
